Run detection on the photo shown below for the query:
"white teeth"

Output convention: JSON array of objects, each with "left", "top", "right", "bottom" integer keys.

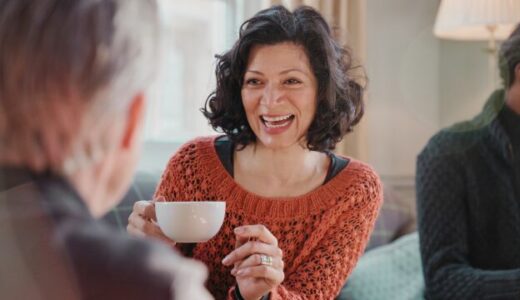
[
  {"left": 262, "top": 114, "right": 292, "bottom": 122},
  {"left": 264, "top": 120, "right": 291, "bottom": 128}
]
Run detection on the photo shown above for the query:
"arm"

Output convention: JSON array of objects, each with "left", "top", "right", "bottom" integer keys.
[
  {"left": 275, "top": 196, "right": 380, "bottom": 299},
  {"left": 153, "top": 148, "right": 198, "bottom": 257},
  {"left": 128, "top": 142, "right": 199, "bottom": 256},
  {"left": 416, "top": 150, "right": 520, "bottom": 300},
  {"left": 225, "top": 172, "right": 382, "bottom": 300}
]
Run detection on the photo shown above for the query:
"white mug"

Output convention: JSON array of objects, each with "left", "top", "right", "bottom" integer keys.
[{"left": 155, "top": 201, "right": 226, "bottom": 243}]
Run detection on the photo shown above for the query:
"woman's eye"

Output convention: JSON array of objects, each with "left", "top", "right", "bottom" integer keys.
[
  {"left": 285, "top": 78, "right": 302, "bottom": 85},
  {"left": 245, "top": 78, "right": 261, "bottom": 86}
]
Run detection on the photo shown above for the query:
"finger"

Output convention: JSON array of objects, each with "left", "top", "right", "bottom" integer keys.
[
  {"left": 155, "top": 195, "right": 166, "bottom": 202},
  {"left": 234, "top": 234, "right": 251, "bottom": 249},
  {"left": 128, "top": 213, "right": 175, "bottom": 244},
  {"left": 234, "top": 225, "right": 278, "bottom": 246},
  {"left": 128, "top": 211, "right": 148, "bottom": 231},
  {"left": 128, "top": 212, "right": 162, "bottom": 237},
  {"left": 231, "top": 253, "right": 284, "bottom": 273},
  {"left": 235, "top": 265, "right": 285, "bottom": 284},
  {"left": 133, "top": 200, "right": 156, "bottom": 221},
  {"left": 127, "top": 224, "right": 146, "bottom": 238},
  {"left": 233, "top": 226, "right": 267, "bottom": 264},
  {"left": 222, "top": 241, "right": 282, "bottom": 266},
  {"left": 232, "top": 236, "right": 253, "bottom": 270}
]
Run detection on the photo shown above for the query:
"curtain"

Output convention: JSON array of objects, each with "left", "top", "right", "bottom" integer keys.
[{"left": 261, "top": 0, "right": 368, "bottom": 160}]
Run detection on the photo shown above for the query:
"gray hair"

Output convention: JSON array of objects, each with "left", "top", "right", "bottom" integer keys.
[
  {"left": 0, "top": 0, "right": 159, "bottom": 172},
  {"left": 499, "top": 23, "right": 520, "bottom": 88}
]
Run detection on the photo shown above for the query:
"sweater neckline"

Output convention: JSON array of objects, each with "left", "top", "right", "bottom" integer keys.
[{"left": 196, "top": 136, "right": 362, "bottom": 217}]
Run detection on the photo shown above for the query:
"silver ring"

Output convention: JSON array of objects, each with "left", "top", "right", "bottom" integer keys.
[{"left": 259, "top": 255, "right": 273, "bottom": 266}]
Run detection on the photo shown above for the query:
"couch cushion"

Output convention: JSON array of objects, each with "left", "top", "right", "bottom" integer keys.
[{"left": 337, "top": 232, "right": 424, "bottom": 300}]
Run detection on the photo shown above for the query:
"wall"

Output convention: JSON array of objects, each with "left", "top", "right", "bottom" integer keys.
[
  {"left": 365, "top": 0, "right": 441, "bottom": 179},
  {"left": 364, "top": 0, "right": 495, "bottom": 201},
  {"left": 439, "top": 40, "right": 496, "bottom": 127}
]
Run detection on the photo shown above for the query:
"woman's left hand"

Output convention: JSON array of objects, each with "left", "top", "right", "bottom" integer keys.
[{"left": 222, "top": 225, "right": 285, "bottom": 300}]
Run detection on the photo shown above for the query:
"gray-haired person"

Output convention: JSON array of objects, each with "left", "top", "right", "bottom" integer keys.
[{"left": 0, "top": 0, "right": 212, "bottom": 299}]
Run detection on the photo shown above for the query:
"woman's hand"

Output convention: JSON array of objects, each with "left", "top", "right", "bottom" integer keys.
[
  {"left": 222, "top": 225, "right": 285, "bottom": 300},
  {"left": 127, "top": 200, "right": 176, "bottom": 246}
]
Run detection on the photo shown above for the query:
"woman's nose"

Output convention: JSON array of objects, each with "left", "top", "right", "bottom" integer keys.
[{"left": 261, "top": 83, "right": 283, "bottom": 107}]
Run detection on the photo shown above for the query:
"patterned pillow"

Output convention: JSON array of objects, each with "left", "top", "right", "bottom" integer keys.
[{"left": 365, "top": 185, "right": 416, "bottom": 251}]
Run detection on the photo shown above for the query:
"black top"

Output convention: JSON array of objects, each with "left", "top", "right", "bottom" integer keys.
[
  {"left": 0, "top": 167, "right": 183, "bottom": 299},
  {"left": 416, "top": 90, "right": 520, "bottom": 300},
  {"left": 214, "top": 135, "right": 349, "bottom": 183}
]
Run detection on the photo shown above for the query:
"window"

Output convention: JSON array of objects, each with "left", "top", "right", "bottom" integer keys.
[
  {"left": 139, "top": 0, "right": 263, "bottom": 173},
  {"left": 145, "top": 0, "right": 230, "bottom": 142}
]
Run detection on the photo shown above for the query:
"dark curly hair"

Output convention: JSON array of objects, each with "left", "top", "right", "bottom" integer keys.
[{"left": 201, "top": 5, "right": 365, "bottom": 152}]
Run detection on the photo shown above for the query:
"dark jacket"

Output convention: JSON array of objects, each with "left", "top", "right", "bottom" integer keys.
[
  {"left": 0, "top": 167, "right": 176, "bottom": 299},
  {"left": 416, "top": 89, "right": 520, "bottom": 300}
]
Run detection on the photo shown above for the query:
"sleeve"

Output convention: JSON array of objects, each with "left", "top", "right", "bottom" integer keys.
[
  {"left": 226, "top": 170, "right": 383, "bottom": 300},
  {"left": 154, "top": 143, "right": 193, "bottom": 202},
  {"left": 416, "top": 148, "right": 520, "bottom": 300},
  {"left": 153, "top": 142, "right": 199, "bottom": 257}
]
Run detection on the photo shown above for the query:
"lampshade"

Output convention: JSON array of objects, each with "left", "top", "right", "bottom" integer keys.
[{"left": 434, "top": 0, "right": 520, "bottom": 41}]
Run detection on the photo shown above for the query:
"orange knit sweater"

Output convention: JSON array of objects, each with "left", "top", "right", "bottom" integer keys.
[{"left": 154, "top": 136, "right": 382, "bottom": 300}]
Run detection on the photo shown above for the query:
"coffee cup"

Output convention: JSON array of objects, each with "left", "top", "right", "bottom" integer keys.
[{"left": 155, "top": 201, "right": 226, "bottom": 243}]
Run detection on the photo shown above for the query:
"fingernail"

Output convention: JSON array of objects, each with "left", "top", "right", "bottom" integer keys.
[
  {"left": 222, "top": 256, "right": 230, "bottom": 265},
  {"left": 236, "top": 269, "right": 245, "bottom": 276},
  {"left": 234, "top": 227, "right": 244, "bottom": 234}
]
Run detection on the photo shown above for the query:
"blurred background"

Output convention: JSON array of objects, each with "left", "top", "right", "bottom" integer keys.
[{"left": 139, "top": 0, "right": 499, "bottom": 205}]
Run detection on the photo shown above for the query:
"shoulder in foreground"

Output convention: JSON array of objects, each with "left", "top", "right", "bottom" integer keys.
[{"left": 67, "top": 222, "right": 200, "bottom": 298}]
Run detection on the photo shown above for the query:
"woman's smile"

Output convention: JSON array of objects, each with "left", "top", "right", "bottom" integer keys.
[{"left": 260, "top": 114, "right": 295, "bottom": 133}]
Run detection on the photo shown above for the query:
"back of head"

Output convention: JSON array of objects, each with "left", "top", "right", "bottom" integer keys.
[
  {"left": 0, "top": 0, "right": 159, "bottom": 173},
  {"left": 499, "top": 23, "right": 520, "bottom": 88},
  {"left": 0, "top": 3, "right": 163, "bottom": 298}
]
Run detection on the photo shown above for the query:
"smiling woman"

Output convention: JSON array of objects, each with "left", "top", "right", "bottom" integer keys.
[
  {"left": 128, "top": 5, "right": 382, "bottom": 300},
  {"left": 202, "top": 6, "right": 364, "bottom": 152}
]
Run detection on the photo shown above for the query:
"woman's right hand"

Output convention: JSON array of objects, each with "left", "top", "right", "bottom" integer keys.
[{"left": 127, "top": 200, "right": 176, "bottom": 246}]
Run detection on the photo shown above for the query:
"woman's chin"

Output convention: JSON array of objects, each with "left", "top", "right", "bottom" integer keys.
[{"left": 256, "top": 134, "right": 299, "bottom": 150}]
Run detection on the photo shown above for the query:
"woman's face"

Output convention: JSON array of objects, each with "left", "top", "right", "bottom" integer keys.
[{"left": 241, "top": 42, "right": 318, "bottom": 150}]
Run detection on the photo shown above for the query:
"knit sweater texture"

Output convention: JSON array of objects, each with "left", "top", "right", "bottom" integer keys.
[
  {"left": 416, "top": 89, "right": 520, "bottom": 300},
  {"left": 155, "top": 136, "right": 382, "bottom": 299}
]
